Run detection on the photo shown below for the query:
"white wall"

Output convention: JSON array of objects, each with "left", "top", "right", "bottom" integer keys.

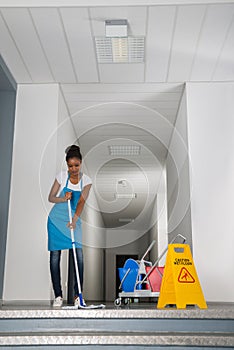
[
  {"left": 82, "top": 187, "right": 106, "bottom": 300},
  {"left": 149, "top": 168, "right": 168, "bottom": 265},
  {"left": 156, "top": 168, "right": 168, "bottom": 264},
  {"left": 166, "top": 89, "right": 192, "bottom": 247},
  {"left": 3, "top": 84, "right": 59, "bottom": 302},
  {"left": 186, "top": 82, "right": 234, "bottom": 302}
]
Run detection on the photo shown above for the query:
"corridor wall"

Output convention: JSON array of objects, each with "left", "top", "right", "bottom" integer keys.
[
  {"left": 166, "top": 89, "right": 192, "bottom": 247},
  {"left": 3, "top": 84, "right": 63, "bottom": 302},
  {"left": 3, "top": 83, "right": 106, "bottom": 302},
  {"left": 186, "top": 82, "right": 234, "bottom": 302}
]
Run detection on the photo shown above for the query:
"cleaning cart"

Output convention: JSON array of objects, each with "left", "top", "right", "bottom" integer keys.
[{"left": 114, "top": 234, "right": 186, "bottom": 307}]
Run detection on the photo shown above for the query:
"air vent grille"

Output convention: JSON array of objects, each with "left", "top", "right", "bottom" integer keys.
[
  {"left": 95, "top": 37, "right": 145, "bottom": 63},
  {"left": 108, "top": 145, "right": 141, "bottom": 156}
]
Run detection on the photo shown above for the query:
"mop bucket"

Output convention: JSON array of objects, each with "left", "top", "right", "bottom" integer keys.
[
  {"left": 118, "top": 259, "right": 139, "bottom": 292},
  {"left": 145, "top": 266, "right": 164, "bottom": 292}
]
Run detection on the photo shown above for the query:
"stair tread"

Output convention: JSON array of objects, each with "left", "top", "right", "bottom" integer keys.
[
  {"left": 0, "top": 333, "right": 234, "bottom": 347},
  {"left": 0, "top": 308, "right": 234, "bottom": 319}
]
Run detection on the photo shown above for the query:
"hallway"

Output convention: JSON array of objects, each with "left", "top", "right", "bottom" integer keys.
[{"left": 0, "top": 0, "right": 234, "bottom": 317}]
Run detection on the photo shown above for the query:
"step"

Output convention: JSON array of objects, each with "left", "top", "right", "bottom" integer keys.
[
  {"left": 0, "top": 303, "right": 233, "bottom": 348},
  {"left": 0, "top": 332, "right": 234, "bottom": 349}
]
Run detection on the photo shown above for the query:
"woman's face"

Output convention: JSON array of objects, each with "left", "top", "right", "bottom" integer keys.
[{"left": 67, "top": 157, "right": 82, "bottom": 177}]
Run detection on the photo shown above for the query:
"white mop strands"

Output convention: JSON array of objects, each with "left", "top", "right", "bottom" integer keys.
[
  {"left": 63, "top": 304, "right": 105, "bottom": 310},
  {"left": 62, "top": 200, "right": 105, "bottom": 310}
]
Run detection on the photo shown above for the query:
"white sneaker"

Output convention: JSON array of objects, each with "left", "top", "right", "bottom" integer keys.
[
  {"left": 74, "top": 296, "right": 86, "bottom": 307},
  {"left": 53, "top": 296, "right": 63, "bottom": 308}
]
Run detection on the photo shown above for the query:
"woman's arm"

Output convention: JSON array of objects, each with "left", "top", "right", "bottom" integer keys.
[
  {"left": 48, "top": 179, "right": 72, "bottom": 203},
  {"left": 70, "top": 184, "right": 92, "bottom": 227}
]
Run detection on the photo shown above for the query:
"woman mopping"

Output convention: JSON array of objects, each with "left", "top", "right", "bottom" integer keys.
[{"left": 47, "top": 145, "right": 92, "bottom": 307}]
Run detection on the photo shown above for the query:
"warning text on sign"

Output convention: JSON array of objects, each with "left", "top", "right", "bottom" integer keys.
[{"left": 174, "top": 258, "right": 192, "bottom": 266}]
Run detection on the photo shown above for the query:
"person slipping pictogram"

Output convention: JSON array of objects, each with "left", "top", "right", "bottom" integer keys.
[{"left": 181, "top": 271, "right": 189, "bottom": 281}]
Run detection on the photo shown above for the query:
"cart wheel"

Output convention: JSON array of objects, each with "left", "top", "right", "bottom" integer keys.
[
  {"left": 123, "top": 298, "right": 130, "bottom": 305},
  {"left": 114, "top": 298, "right": 121, "bottom": 307}
]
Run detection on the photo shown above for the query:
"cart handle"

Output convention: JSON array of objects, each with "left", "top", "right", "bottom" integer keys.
[
  {"left": 119, "top": 268, "right": 131, "bottom": 290},
  {"left": 140, "top": 234, "right": 186, "bottom": 284},
  {"left": 141, "top": 240, "right": 156, "bottom": 261}
]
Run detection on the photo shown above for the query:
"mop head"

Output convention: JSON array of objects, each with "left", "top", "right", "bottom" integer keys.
[
  {"left": 62, "top": 294, "right": 105, "bottom": 309},
  {"left": 62, "top": 304, "right": 105, "bottom": 310}
]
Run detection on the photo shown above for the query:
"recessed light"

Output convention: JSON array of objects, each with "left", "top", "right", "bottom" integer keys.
[
  {"left": 95, "top": 37, "right": 145, "bottom": 63},
  {"left": 115, "top": 193, "right": 137, "bottom": 199},
  {"left": 108, "top": 145, "right": 141, "bottom": 156},
  {"left": 119, "top": 218, "right": 134, "bottom": 222}
]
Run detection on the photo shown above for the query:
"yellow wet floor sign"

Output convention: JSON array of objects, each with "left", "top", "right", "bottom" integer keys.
[{"left": 157, "top": 244, "right": 207, "bottom": 309}]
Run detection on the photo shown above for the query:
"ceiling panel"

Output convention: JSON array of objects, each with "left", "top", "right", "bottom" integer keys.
[
  {"left": 67, "top": 102, "right": 178, "bottom": 122},
  {"left": 61, "top": 83, "right": 184, "bottom": 93},
  {"left": 67, "top": 100, "right": 179, "bottom": 113},
  {"left": 30, "top": 8, "right": 76, "bottom": 83},
  {"left": 1, "top": 5, "right": 234, "bottom": 85},
  {"left": 168, "top": 5, "right": 206, "bottom": 82},
  {"left": 64, "top": 91, "right": 181, "bottom": 102},
  {"left": 98, "top": 63, "right": 144, "bottom": 83},
  {"left": 0, "top": 12, "right": 32, "bottom": 82},
  {"left": 190, "top": 3, "right": 234, "bottom": 81},
  {"left": 60, "top": 8, "right": 99, "bottom": 83},
  {"left": 212, "top": 18, "right": 234, "bottom": 81},
  {"left": 61, "top": 83, "right": 183, "bottom": 130},
  {"left": 1, "top": 8, "right": 54, "bottom": 82},
  {"left": 145, "top": 6, "right": 176, "bottom": 82}
]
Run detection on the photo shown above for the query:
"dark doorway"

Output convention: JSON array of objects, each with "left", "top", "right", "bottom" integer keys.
[
  {"left": 116, "top": 254, "right": 138, "bottom": 298},
  {"left": 0, "top": 55, "right": 16, "bottom": 299}
]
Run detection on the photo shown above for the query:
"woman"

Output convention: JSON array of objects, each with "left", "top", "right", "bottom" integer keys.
[{"left": 47, "top": 145, "right": 92, "bottom": 307}]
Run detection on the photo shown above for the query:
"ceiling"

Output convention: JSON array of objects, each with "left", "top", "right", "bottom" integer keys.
[{"left": 0, "top": 1, "right": 233, "bottom": 229}]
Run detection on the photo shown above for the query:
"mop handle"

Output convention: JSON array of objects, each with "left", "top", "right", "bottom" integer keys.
[
  {"left": 68, "top": 199, "right": 75, "bottom": 240},
  {"left": 67, "top": 199, "right": 82, "bottom": 296},
  {"left": 141, "top": 240, "right": 156, "bottom": 261}
]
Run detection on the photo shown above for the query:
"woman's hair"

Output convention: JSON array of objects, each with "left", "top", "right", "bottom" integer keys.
[{"left": 65, "top": 145, "right": 82, "bottom": 162}]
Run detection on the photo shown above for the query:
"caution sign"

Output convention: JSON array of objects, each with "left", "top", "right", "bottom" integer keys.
[
  {"left": 157, "top": 244, "right": 207, "bottom": 309},
  {"left": 178, "top": 268, "right": 195, "bottom": 283}
]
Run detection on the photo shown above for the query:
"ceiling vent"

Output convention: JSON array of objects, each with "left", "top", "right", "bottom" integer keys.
[
  {"left": 95, "top": 37, "right": 145, "bottom": 63},
  {"left": 115, "top": 193, "right": 137, "bottom": 199},
  {"left": 108, "top": 145, "right": 141, "bottom": 156},
  {"left": 95, "top": 19, "right": 144, "bottom": 63},
  {"left": 119, "top": 218, "right": 134, "bottom": 223}
]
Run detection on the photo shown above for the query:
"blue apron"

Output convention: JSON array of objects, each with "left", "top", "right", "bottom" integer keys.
[{"left": 47, "top": 174, "right": 83, "bottom": 251}]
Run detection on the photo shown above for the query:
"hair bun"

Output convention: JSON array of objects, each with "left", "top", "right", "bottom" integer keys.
[
  {"left": 65, "top": 144, "right": 82, "bottom": 161},
  {"left": 65, "top": 145, "right": 80, "bottom": 154}
]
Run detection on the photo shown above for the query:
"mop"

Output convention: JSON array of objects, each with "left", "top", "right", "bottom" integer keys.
[{"left": 62, "top": 199, "right": 105, "bottom": 310}]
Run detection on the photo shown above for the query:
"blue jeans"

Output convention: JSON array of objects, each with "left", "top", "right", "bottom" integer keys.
[{"left": 50, "top": 248, "right": 84, "bottom": 298}]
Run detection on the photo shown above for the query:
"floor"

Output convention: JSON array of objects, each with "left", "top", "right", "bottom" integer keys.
[
  {"left": 0, "top": 301, "right": 234, "bottom": 317},
  {"left": 0, "top": 301, "right": 233, "bottom": 348}
]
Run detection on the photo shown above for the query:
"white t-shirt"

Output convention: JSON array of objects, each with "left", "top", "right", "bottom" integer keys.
[{"left": 56, "top": 171, "right": 92, "bottom": 191}]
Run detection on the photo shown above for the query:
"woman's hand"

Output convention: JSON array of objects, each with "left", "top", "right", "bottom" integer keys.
[
  {"left": 67, "top": 214, "right": 78, "bottom": 230},
  {"left": 64, "top": 191, "right": 72, "bottom": 201}
]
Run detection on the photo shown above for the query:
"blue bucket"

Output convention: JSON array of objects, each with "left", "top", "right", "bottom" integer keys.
[{"left": 118, "top": 259, "right": 139, "bottom": 292}]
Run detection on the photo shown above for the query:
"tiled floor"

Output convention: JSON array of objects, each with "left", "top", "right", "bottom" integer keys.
[{"left": 0, "top": 301, "right": 234, "bottom": 318}]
